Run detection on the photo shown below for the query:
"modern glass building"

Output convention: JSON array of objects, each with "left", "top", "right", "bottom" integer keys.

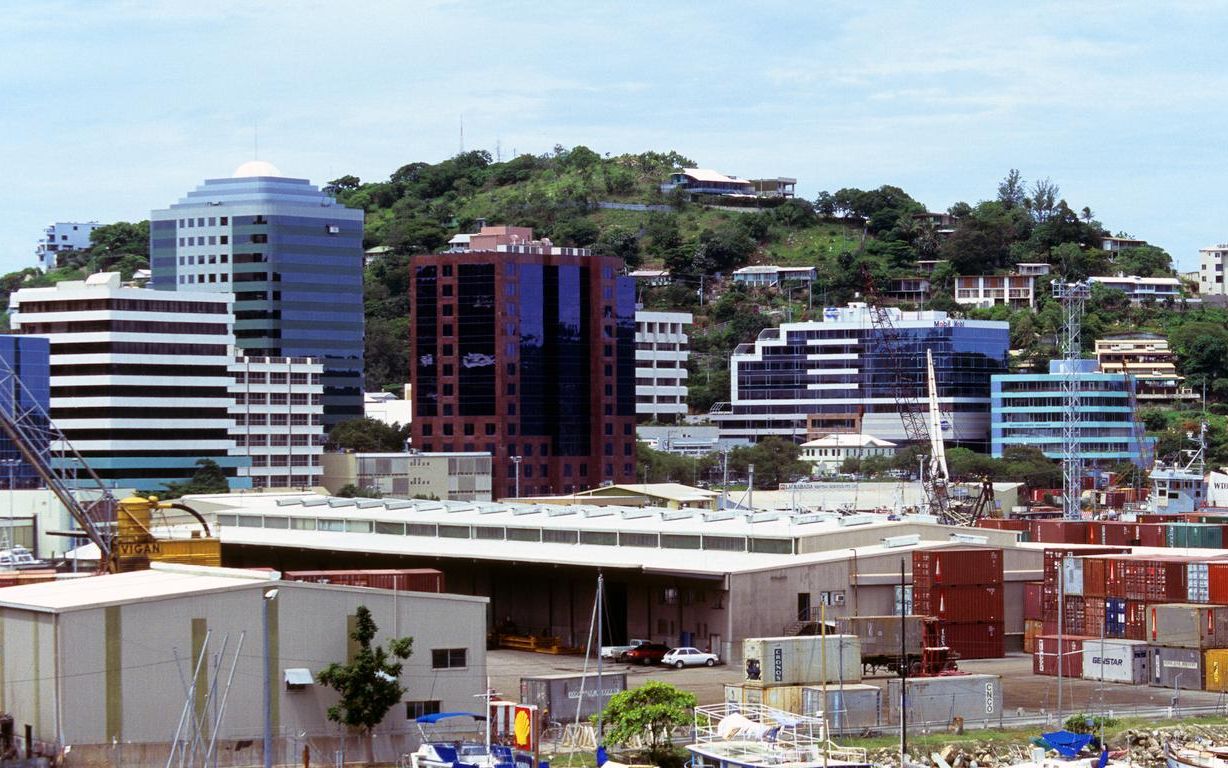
[
  {"left": 711, "top": 303, "right": 1010, "bottom": 449},
  {"left": 991, "top": 359, "right": 1152, "bottom": 466},
  {"left": 149, "top": 161, "right": 364, "bottom": 428},
  {"left": 409, "top": 238, "right": 637, "bottom": 499},
  {"left": 0, "top": 335, "right": 51, "bottom": 489}
]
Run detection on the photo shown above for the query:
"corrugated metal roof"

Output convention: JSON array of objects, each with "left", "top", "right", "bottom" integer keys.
[{"left": 0, "top": 564, "right": 277, "bottom": 612}]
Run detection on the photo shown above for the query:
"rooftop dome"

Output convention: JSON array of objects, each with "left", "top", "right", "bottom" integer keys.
[{"left": 232, "top": 160, "right": 283, "bottom": 178}]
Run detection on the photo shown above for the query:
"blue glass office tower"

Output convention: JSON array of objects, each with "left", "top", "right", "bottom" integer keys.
[
  {"left": 991, "top": 359, "right": 1153, "bottom": 466},
  {"left": 0, "top": 336, "right": 50, "bottom": 489},
  {"left": 149, "top": 162, "right": 364, "bottom": 428}
]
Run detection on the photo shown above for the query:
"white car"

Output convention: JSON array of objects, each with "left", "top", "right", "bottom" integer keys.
[{"left": 661, "top": 647, "right": 720, "bottom": 669}]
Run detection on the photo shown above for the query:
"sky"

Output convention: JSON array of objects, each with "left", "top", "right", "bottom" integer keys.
[{"left": 4, "top": 1, "right": 1228, "bottom": 273}]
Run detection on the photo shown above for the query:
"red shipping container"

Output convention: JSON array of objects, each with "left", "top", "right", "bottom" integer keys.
[
  {"left": 1083, "top": 557, "right": 1107, "bottom": 597},
  {"left": 1024, "top": 581, "right": 1043, "bottom": 620},
  {"left": 1088, "top": 522, "right": 1134, "bottom": 547},
  {"left": 1125, "top": 600, "right": 1148, "bottom": 640},
  {"left": 1138, "top": 523, "right": 1168, "bottom": 548},
  {"left": 975, "top": 518, "right": 1029, "bottom": 532},
  {"left": 915, "top": 584, "right": 1005, "bottom": 622},
  {"left": 940, "top": 622, "right": 1005, "bottom": 660},
  {"left": 1063, "top": 595, "right": 1086, "bottom": 635},
  {"left": 913, "top": 548, "right": 1003, "bottom": 588},
  {"left": 1033, "top": 634, "right": 1090, "bottom": 677},
  {"left": 283, "top": 569, "right": 445, "bottom": 593},
  {"left": 1210, "top": 562, "right": 1228, "bottom": 604},
  {"left": 1034, "top": 520, "right": 1091, "bottom": 545},
  {"left": 1085, "top": 598, "right": 1106, "bottom": 637}
]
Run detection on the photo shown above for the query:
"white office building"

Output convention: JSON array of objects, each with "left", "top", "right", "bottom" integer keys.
[
  {"left": 635, "top": 310, "right": 692, "bottom": 422},
  {"left": 230, "top": 355, "right": 325, "bottom": 489},
  {"left": 10, "top": 273, "right": 249, "bottom": 491},
  {"left": 1089, "top": 274, "right": 1183, "bottom": 303},
  {"left": 36, "top": 221, "right": 99, "bottom": 271},
  {"left": 1200, "top": 244, "right": 1228, "bottom": 296}
]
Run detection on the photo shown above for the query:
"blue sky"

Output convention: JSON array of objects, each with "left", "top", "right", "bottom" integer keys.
[{"left": 4, "top": 1, "right": 1227, "bottom": 273}]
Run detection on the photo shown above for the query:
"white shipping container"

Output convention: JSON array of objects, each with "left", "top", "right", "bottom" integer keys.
[
  {"left": 1062, "top": 556, "right": 1084, "bottom": 597},
  {"left": 1081, "top": 639, "right": 1149, "bottom": 684},
  {"left": 1189, "top": 563, "right": 1210, "bottom": 604},
  {"left": 887, "top": 674, "right": 1002, "bottom": 726},
  {"left": 742, "top": 635, "right": 862, "bottom": 687}
]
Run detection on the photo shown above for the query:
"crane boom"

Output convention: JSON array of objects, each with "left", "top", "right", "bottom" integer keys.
[{"left": 925, "top": 349, "right": 951, "bottom": 509}]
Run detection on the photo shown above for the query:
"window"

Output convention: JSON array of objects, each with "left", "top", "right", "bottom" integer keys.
[
  {"left": 407, "top": 700, "right": 441, "bottom": 719},
  {"left": 431, "top": 648, "right": 467, "bottom": 669}
]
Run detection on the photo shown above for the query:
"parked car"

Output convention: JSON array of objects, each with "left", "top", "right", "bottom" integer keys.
[
  {"left": 600, "top": 639, "right": 649, "bottom": 661},
  {"left": 622, "top": 642, "right": 671, "bottom": 665},
  {"left": 661, "top": 647, "right": 720, "bottom": 668}
]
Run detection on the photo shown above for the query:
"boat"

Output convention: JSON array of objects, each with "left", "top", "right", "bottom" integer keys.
[
  {"left": 1166, "top": 741, "right": 1228, "bottom": 768},
  {"left": 405, "top": 712, "right": 533, "bottom": 768},
  {"left": 0, "top": 544, "right": 47, "bottom": 571},
  {"left": 686, "top": 703, "right": 871, "bottom": 768}
]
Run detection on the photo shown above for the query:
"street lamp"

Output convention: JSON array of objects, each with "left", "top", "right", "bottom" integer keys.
[
  {"left": 263, "top": 587, "right": 279, "bottom": 768},
  {"left": 510, "top": 456, "right": 522, "bottom": 498}
]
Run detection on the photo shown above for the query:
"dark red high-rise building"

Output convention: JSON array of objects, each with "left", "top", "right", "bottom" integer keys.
[{"left": 409, "top": 228, "right": 637, "bottom": 498}]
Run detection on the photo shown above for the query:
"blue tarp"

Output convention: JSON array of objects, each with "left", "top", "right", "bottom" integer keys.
[
  {"left": 415, "top": 712, "right": 487, "bottom": 723},
  {"left": 1040, "top": 731, "right": 1093, "bottom": 758}
]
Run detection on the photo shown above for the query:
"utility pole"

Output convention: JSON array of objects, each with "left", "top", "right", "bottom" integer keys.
[
  {"left": 1052, "top": 281, "right": 1091, "bottom": 520},
  {"left": 511, "top": 456, "right": 522, "bottom": 498}
]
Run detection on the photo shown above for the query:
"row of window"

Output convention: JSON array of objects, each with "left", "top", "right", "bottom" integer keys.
[
  {"left": 234, "top": 393, "right": 319, "bottom": 405},
  {"left": 179, "top": 273, "right": 229, "bottom": 285},
  {"left": 22, "top": 320, "right": 228, "bottom": 336},
  {"left": 250, "top": 475, "right": 320, "bottom": 488},
  {"left": 233, "top": 413, "right": 322, "bottom": 426},
  {"left": 234, "top": 434, "right": 324, "bottom": 447},
  {"left": 178, "top": 216, "right": 229, "bottom": 227},
  {"left": 18, "top": 298, "right": 227, "bottom": 315},
  {"left": 178, "top": 236, "right": 229, "bottom": 247},
  {"left": 250, "top": 455, "right": 314, "bottom": 467},
  {"left": 234, "top": 371, "right": 319, "bottom": 384},
  {"left": 217, "top": 512, "right": 794, "bottom": 554}
]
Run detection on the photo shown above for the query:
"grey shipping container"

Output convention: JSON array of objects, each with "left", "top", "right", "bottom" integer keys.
[
  {"left": 1081, "top": 639, "right": 1149, "bottom": 684},
  {"left": 742, "top": 635, "right": 862, "bottom": 687},
  {"left": 801, "top": 684, "right": 882, "bottom": 732},
  {"left": 520, "top": 673, "right": 627, "bottom": 723},
  {"left": 835, "top": 616, "right": 925, "bottom": 658},
  {"left": 1189, "top": 563, "right": 1209, "bottom": 604},
  {"left": 887, "top": 674, "right": 1002, "bottom": 727},
  {"left": 1148, "top": 604, "right": 1228, "bottom": 649},
  {"left": 724, "top": 683, "right": 805, "bottom": 713},
  {"left": 1149, "top": 646, "right": 1204, "bottom": 690},
  {"left": 1062, "top": 557, "right": 1084, "bottom": 597}
]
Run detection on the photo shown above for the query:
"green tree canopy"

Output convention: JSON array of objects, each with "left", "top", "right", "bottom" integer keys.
[
  {"left": 158, "top": 459, "right": 230, "bottom": 498},
  {"left": 596, "top": 681, "right": 696, "bottom": 763},
  {"left": 726, "top": 437, "right": 811, "bottom": 488},
  {"left": 317, "top": 605, "right": 413, "bottom": 735},
  {"left": 328, "top": 417, "right": 410, "bottom": 452}
]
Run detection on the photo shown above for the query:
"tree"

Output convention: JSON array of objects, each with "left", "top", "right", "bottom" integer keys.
[
  {"left": 337, "top": 484, "right": 383, "bottom": 499},
  {"left": 1113, "top": 245, "right": 1173, "bottom": 277},
  {"left": 159, "top": 459, "right": 231, "bottom": 498},
  {"left": 637, "top": 442, "right": 700, "bottom": 485},
  {"left": 1026, "top": 178, "right": 1060, "bottom": 222},
  {"left": 317, "top": 606, "right": 413, "bottom": 748},
  {"left": 997, "top": 169, "right": 1025, "bottom": 210},
  {"left": 727, "top": 437, "right": 811, "bottom": 488},
  {"left": 328, "top": 417, "right": 409, "bottom": 452},
  {"left": 597, "top": 681, "right": 695, "bottom": 765}
]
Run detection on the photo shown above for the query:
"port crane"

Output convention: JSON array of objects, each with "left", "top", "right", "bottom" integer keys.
[{"left": 0, "top": 358, "right": 219, "bottom": 573}]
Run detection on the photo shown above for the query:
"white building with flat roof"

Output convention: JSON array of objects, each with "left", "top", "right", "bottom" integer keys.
[
  {"left": 801, "top": 433, "right": 897, "bottom": 475},
  {"left": 37, "top": 221, "right": 99, "bottom": 271},
  {"left": 1200, "top": 243, "right": 1228, "bottom": 296},
  {"left": 635, "top": 310, "right": 692, "bottom": 422},
  {"left": 230, "top": 354, "right": 325, "bottom": 489},
  {"left": 954, "top": 274, "right": 1037, "bottom": 309},
  {"left": 1090, "top": 274, "right": 1183, "bottom": 303},
  {"left": 10, "top": 272, "right": 249, "bottom": 491}
]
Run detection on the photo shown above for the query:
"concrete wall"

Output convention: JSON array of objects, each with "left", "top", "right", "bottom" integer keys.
[{"left": 1, "top": 582, "right": 487, "bottom": 751}]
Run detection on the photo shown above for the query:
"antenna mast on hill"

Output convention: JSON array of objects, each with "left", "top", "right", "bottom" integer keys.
[{"left": 1053, "top": 280, "right": 1091, "bottom": 520}]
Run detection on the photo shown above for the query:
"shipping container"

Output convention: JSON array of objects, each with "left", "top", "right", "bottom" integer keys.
[
  {"left": 1024, "top": 619, "right": 1044, "bottom": 653},
  {"left": 1063, "top": 595, "right": 1086, "bottom": 635},
  {"left": 914, "top": 584, "right": 1005, "bottom": 623},
  {"left": 886, "top": 674, "right": 1002, "bottom": 727},
  {"left": 282, "top": 568, "right": 445, "bottom": 593},
  {"left": 1088, "top": 522, "right": 1135, "bottom": 547},
  {"left": 1189, "top": 563, "right": 1210, "bottom": 603},
  {"left": 913, "top": 548, "right": 1003, "bottom": 587},
  {"left": 1081, "top": 639, "right": 1149, "bottom": 684},
  {"left": 1034, "top": 635, "right": 1089, "bottom": 677},
  {"left": 1139, "top": 523, "right": 1168, "bottom": 547},
  {"left": 520, "top": 673, "right": 627, "bottom": 722},
  {"left": 1024, "top": 582, "right": 1043, "bottom": 621},
  {"left": 801, "top": 684, "right": 882, "bottom": 731},
  {"left": 1204, "top": 649, "right": 1228, "bottom": 692},
  {"left": 741, "top": 636, "right": 862, "bottom": 687},
  {"left": 724, "top": 683, "right": 805, "bottom": 714},
  {"left": 1149, "top": 646, "right": 1204, "bottom": 690},
  {"left": 1166, "top": 523, "right": 1226, "bottom": 549},
  {"left": 975, "top": 518, "right": 1029, "bottom": 532},
  {"left": 1083, "top": 557, "right": 1108, "bottom": 598},
  {"left": 1062, "top": 557, "right": 1084, "bottom": 596},
  {"left": 1209, "top": 563, "right": 1228, "bottom": 604},
  {"left": 1034, "top": 520, "right": 1090, "bottom": 545},
  {"left": 1148, "top": 603, "right": 1228, "bottom": 649},
  {"left": 1085, "top": 599, "right": 1106, "bottom": 640},
  {"left": 834, "top": 616, "right": 924, "bottom": 658},
  {"left": 939, "top": 622, "right": 1005, "bottom": 659},
  {"left": 1106, "top": 598, "right": 1126, "bottom": 638}
]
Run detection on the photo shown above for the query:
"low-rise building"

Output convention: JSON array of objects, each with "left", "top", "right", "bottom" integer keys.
[
  {"left": 628, "top": 268, "right": 672, "bottom": 286},
  {"left": 991, "top": 359, "right": 1153, "bottom": 466},
  {"left": 365, "top": 387, "right": 412, "bottom": 427},
  {"left": 1090, "top": 274, "right": 1183, "bottom": 303},
  {"left": 731, "top": 265, "right": 816, "bottom": 288},
  {"left": 36, "top": 221, "right": 99, "bottom": 271},
  {"left": 954, "top": 274, "right": 1037, "bottom": 309},
  {"left": 885, "top": 277, "right": 930, "bottom": 305},
  {"left": 1015, "top": 262, "right": 1052, "bottom": 277},
  {"left": 321, "top": 451, "right": 492, "bottom": 501},
  {"left": 1094, "top": 335, "right": 1198, "bottom": 403},
  {"left": 635, "top": 310, "right": 691, "bottom": 422},
  {"left": 660, "top": 169, "right": 756, "bottom": 197},
  {"left": 801, "top": 434, "right": 897, "bottom": 475},
  {"left": 230, "top": 354, "right": 325, "bottom": 489},
  {"left": 1102, "top": 236, "right": 1148, "bottom": 253},
  {"left": 637, "top": 425, "right": 723, "bottom": 456},
  {"left": 0, "top": 563, "right": 487, "bottom": 765}
]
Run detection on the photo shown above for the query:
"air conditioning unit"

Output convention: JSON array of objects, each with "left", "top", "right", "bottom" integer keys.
[
  {"left": 949, "top": 532, "right": 989, "bottom": 545},
  {"left": 882, "top": 534, "right": 921, "bottom": 549}
]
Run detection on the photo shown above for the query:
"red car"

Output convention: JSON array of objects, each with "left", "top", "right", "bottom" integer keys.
[{"left": 622, "top": 642, "right": 671, "bottom": 665}]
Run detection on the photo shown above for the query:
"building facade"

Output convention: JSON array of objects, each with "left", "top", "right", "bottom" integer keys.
[
  {"left": 711, "top": 304, "right": 1010, "bottom": 448},
  {"left": 1089, "top": 274, "right": 1183, "bottom": 303},
  {"left": 0, "top": 336, "right": 51, "bottom": 489},
  {"left": 991, "top": 359, "right": 1152, "bottom": 466},
  {"left": 1200, "top": 244, "right": 1228, "bottom": 296},
  {"left": 10, "top": 273, "right": 249, "bottom": 491},
  {"left": 229, "top": 355, "right": 325, "bottom": 489},
  {"left": 731, "top": 265, "right": 816, "bottom": 288},
  {"left": 321, "top": 451, "right": 492, "bottom": 501},
  {"left": 37, "top": 221, "right": 98, "bottom": 271},
  {"left": 635, "top": 310, "right": 691, "bottom": 422},
  {"left": 1094, "top": 335, "right": 1198, "bottom": 403},
  {"left": 149, "top": 161, "right": 365, "bottom": 428},
  {"left": 636, "top": 425, "right": 723, "bottom": 457},
  {"left": 409, "top": 230, "right": 637, "bottom": 499},
  {"left": 800, "top": 433, "right": 897, "bottom": 475},
  {"left": 954, "top": 274, "right": 1036, "bottom": 309},
  {"left": 365, "top": 387, "right": 413, "bottom": 427}
]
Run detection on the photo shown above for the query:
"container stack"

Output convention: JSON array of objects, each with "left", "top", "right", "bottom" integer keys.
[
  {"left": 725, "top": 635, "right": 864, "bottom": 717},
  {"left": 912, "top": 548, "right": 1005, "bottom": 659}
]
